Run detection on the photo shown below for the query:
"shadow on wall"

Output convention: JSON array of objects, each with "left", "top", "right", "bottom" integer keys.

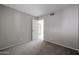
[
  {"left": 0, "top": 5, "right": 32, "bottom": 50},
  {"left": 44, "top": 5, "right": 78, "bottom": 51}
]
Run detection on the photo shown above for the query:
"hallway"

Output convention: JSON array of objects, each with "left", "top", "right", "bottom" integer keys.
[{"left": 0, "top": 40, "right": 78, "bottom": 55}]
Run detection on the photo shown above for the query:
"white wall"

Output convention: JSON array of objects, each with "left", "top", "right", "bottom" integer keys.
[
  {"left": 0, "top": 5, "right": 33, "bottom": 49},
  {"left": 44, "top": 5, "right": 78, "bottom": 50}
]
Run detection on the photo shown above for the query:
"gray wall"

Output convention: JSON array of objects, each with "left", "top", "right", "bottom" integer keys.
[
  {"left": 0, "top": 5, "right": 33, "bottom": 49},
  {"left": 44, "top": 5, "right": 78, "bottom": 50},
  {"left": 78, "top": 5, "right": 79, "bottom": 51}
]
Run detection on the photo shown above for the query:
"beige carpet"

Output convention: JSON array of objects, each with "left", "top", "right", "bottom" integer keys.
[{"left": 0, "top": 40, "right": 79, "bottom": 55}]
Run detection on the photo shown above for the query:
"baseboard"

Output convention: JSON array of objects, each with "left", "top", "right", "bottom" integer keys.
[
  {"left": 45, "top": 40, "right": 79, "bottom": 52},
  {"left": 0, "top": 40, "right": 29, "bottom": 51}
]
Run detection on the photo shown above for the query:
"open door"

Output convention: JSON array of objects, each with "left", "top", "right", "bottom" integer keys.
[{"left": 32, "top": 18, "right": 44, "bottom": 40}]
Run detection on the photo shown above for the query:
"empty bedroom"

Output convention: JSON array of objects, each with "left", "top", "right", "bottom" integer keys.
[{"left": 0, "top": 4, "right": 79, "bottom": 55}]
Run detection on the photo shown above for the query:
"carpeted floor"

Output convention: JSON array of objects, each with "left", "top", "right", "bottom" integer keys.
[{"left": 0, "top": 40, "right": 79, "bottom": 55}]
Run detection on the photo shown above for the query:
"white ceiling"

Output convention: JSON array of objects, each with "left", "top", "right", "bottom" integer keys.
[{"left": 4, "top": 4, "right": 72, "bottom": 17}]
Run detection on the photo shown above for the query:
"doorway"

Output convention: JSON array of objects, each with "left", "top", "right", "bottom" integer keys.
[{"left": 32, "top": 18, "right": 44, "bottom": 40}]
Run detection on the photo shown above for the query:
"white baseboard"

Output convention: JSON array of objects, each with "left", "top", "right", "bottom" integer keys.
[
  {"left": 0, "top": 40, "right": 29, "bottom": 50},
  {"left": 0, "top": 39, "right": 79, "bottom": 53},
  {"left": 45, "top": 40, "right": 79, "bottom": 52}
]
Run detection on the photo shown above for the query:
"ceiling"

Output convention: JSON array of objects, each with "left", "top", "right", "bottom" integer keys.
[{"left": 4, "top": 4, "right": 72, "bottom": 17}]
